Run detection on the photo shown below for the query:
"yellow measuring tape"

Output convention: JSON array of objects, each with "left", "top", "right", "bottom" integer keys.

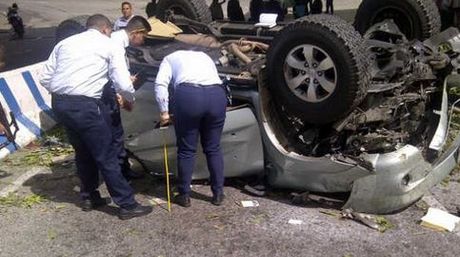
[{"left": 161, "top": 126, "right": 172, "bottom": 212}]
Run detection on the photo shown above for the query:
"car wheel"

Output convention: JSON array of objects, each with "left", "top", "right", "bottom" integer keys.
[
  {"left": 155, "top": 0, "right": 212, "bottom": 23},
  {"left": 266, "top": 15, "right": 370, "bottom": 125},
  {"left": 354, "top": 0, "right": 441, "bottom": 40},
  {"left": 55, "top": 15, "right": 89, "bottom": 44}
]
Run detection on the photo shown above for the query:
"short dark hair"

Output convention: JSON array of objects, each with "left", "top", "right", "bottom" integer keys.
[
  {"left": 121, "top": 2, "right": 132, "bottom": 8},
  {"left": 125, "top": 16, "right": 152, "bottom": 33},
  {"left": 86, "top": 14, "right": 112, "bottom": 31}
]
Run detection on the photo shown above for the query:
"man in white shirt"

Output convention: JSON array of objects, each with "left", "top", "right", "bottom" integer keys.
[
  {"left": 39, "top": 14, "right": 152, "bottom": 220},
  {"left": 113, "top": 2, "right": 134, "bottom": 31},
  {"left": 155, "top": 50, "right": 227, "bottom": 207},
  {"left": 105, "top": 15, "right": 151, "bottom": 181}
]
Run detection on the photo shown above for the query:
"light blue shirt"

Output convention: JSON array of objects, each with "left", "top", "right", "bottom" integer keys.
[
  {"left": 154, "top": 50, "right": 222, "bottom": 112},
  {"left": 39, "top": 29, "right": 135, "bottom": 103},
  {"left": 113, "top": 15, "right": 133, "bottom": 31}
]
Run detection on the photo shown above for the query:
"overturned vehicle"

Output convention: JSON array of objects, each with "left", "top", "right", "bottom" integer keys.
[{"left": 58, "top": 0, "right": 460, "bottom": 213}]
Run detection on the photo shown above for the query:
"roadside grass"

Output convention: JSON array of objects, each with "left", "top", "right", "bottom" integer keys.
[
  {"left": 2, "top": 125, "right": 73, "bottom": 167},
  {"left": 0, "top": 193, "right": 46, "bottom": 208}
]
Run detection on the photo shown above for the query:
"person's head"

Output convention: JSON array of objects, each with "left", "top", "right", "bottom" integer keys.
[
  {"left": 86, "top": 14, "right": 113, "bottom": 37},
  {"left": 121, "top": 2, "right": 133, "bottom": 19},
  {"left": 12, "top": 3, "right": 18, "bottom": 9},
  {"left": 125, "top": 16, "right": 151, "bottom": 46}
]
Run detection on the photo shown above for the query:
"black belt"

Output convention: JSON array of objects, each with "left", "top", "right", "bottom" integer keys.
[
  {"left": 52, "top": 93, "right": 99, "bottom": 102},
  {"left": 178, "top": 82, "right": 222, "bottom": 88}
]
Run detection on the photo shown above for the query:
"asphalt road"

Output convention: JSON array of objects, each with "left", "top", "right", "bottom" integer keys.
[{"left": 1, "top": 1, "right": 460, "bottom": 256}]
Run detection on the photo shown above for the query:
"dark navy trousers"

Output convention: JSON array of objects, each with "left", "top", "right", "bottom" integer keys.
[
  {"left": 51, "top": 94, "right": 136, "bottom": 208},
  {"left": 101, "top": 83, "right": 131, "bottom": 174},
  {"left": 173, "top": 83, "right": 227, "bottom": 196}
]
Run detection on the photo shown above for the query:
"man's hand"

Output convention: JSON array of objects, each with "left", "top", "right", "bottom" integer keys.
[
  {"left": 160, "top": 112, "right": 171, "bottom": 126},
  {"left": 117, "top": 94, "right": 134, "bottom": 112},
  {"left": 130, "top": 75, "right": 143, "bottom": 90}
]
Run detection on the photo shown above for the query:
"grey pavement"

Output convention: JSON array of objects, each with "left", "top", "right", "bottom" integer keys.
[{"left": 0, "top": 147, "right": 460, "bottom": 257}]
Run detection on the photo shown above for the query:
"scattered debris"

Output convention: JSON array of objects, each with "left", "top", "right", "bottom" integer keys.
[
  {"left": 213, "top": 224, "right": 226, "bottom": 230},
  {"left": 420, "top": 207, "right": 460, "bottom": 232},
  {"left": 319, "top": 209, "right": 342, "bottom": 218},
  {"left": 341, "top": 208, "right": 393, "bottom": 232},
  {"left": 415, "top": 199, "right": 430, "bottom": 211},
  {"left": 148, "top": 197, "right": 167, "bottom": 206},
  {"left": 291, "top": 191, "right": 344, "bottom": 207},
  {"left": 0, "top": 193, "right": 46, "bottom": 208},
  {"left": 243, "top": 184, "right": 267, "bottom": 197},
  {"left": 240, "top": 200, "right": 259, "bottom": 207},
  {"left": 206, "top": 213, "right": 220, "bottom": 221},
  {"left": 288, "top": 219, "right": 303, "bottom": 225},
  {"left": 249, "top": 213, "right": 269, "bottom": 224},
  {"left": 47, "top": 229, "right": 57, "bottom": 240}
]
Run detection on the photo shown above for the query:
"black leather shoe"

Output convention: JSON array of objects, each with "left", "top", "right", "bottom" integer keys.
[
  {"left": 174, "top": 194, "right": 191, "bottom": 207},
  {"left": 211, "top": 194, "right": 225, "bottom": 206},
  {"left": 81, "top": 197, "right": 112, "bottom": 212},
  {"left": 119, "top": 204, "right": 153, "bottom": 220},
  {"left": 122, "top": 169, "right": 145, "bottom": 180}
]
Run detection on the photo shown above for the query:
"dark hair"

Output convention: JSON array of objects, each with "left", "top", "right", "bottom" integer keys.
[
  {"left": 12, "top": 3, "right": 18, "bottom": 8},
  {"left": 121, "top": 2, "right": 132, "bottom": 8},
  {"left": 86, "top": 14, "right": 112, "bottom": 30},
  {"left": 125, "top": 15, "right": 151, "bottom": 33}
]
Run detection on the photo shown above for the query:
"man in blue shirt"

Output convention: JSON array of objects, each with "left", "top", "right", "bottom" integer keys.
[{"left": 113, "top": 2, "right": 134, "bottom": 31}]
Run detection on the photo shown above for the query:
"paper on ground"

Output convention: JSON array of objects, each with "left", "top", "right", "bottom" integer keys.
[
  {"left": 149, "top": 197, "right": 167, "bottom": 206},
  {"left": 288, "top": 219, "right": 303, "bottom": 225},
  {"left": 241, "top": 200, "right": 260, "bottom": 207},
  {"left": 420, "top": 207, "right": 460, "bottom": 232}
]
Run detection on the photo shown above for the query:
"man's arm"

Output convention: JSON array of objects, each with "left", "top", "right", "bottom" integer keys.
[
  {"left": 155, "top": 58, "right": 173, "bottom": 125},
  {"left": 39, "top": 46, "right": 58, "bottom": 90},
  {"left": 108, "top": 44, "right": 135, "bottom": 103}
]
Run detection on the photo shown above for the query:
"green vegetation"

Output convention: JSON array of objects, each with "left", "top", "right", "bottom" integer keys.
[
  {"left": 375, "top": 216, "right": 394, "bottom": 233},
  {"left": 0, "top": 193, "right": 46, "bottom": 208}
]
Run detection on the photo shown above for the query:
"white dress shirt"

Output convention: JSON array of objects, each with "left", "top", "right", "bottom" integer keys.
[
  {"left": 154, "top": 50, "right": 222, "bottom": 112},
  {"left": 111, "top": 29, "right": 130, "bottom": 69},
  {"left": 113, "top": 15, "right": 133, "bottom": 31},
  {"left": 39, "top": 29, "right": 135, "bottom": 103}
]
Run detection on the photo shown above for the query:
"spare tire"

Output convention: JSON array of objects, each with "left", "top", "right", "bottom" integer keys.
[
  {"left": 55, "top": 15, "right": 89, "bottom": 44},
  {"left": 266, "top": 15, "right": 370, "bottom": 125},
  {"left": 354, "top": 0, "right": 441, "bottom": 40},
  {"left": 155, "top": 0, "right": 212, "bottom": 23}
]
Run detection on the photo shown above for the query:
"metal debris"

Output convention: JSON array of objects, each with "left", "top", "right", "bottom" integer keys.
[{"left": 341, "top": 208, "right": 393, "bottom": 232}]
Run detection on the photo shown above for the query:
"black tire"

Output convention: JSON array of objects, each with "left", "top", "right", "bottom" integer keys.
[
  {"left": 266, "top": 15, "right": 370, "bottom": 125},
  {"left": 55, "top": 15, "right": 89, "bottom": 44},
  {"left": 354, "top": 0, "right": 441, "bottom": 40},
  {"left": 155, "top": 0, "right": 212, "bottom": 23}
]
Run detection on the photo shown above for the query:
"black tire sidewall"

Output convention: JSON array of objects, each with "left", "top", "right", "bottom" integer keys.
[
  {"left": 268, "top": 25, "right": 358, "bottom": 124},
  {"left": 156, "top": 0, "right": 212, "bottom": 23},
  {"left": 354, "top": 0, "right": 435, "bottom": 40}
]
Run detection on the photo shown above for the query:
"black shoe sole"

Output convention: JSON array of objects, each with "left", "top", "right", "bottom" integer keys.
[
  {"left": 119, "top": 207, "right": 153, "bottom": 220},
  {"left": 81, "top": 198, "right": 112, "bottom": 212}
]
